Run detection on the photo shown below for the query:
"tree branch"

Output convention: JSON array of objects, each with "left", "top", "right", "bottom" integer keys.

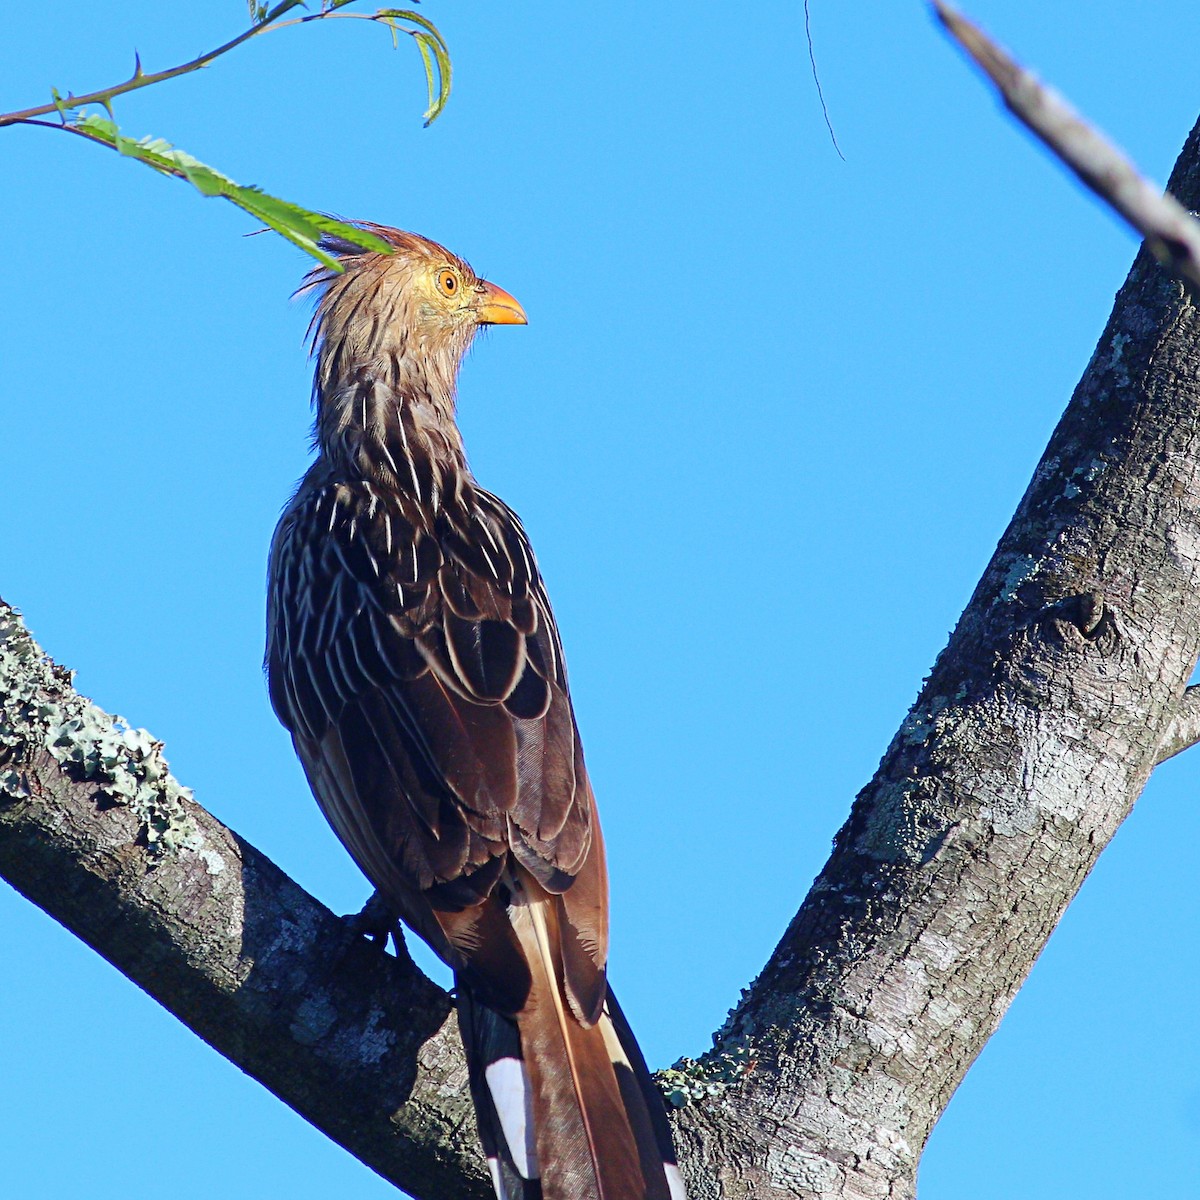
[
  {"left": 933, "top": 1, "right": 1200, "bottom": 299},
  {"left": 0, "top": 601, "right": 487, "bottom": 1200},
  {"left": 672, "top": 70, "right": 1200, "bottom": 1200}
]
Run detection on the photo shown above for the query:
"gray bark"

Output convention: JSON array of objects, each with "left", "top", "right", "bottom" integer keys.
[
  {"left": 4, "top": 113, "right": 1200, "bottom": 1200},
  {"left": 669, "top": 119, "right": 1200, "bottom": 1200},
  {"left": 0, "top": 609, "right": 488, "bottom": 1199}
]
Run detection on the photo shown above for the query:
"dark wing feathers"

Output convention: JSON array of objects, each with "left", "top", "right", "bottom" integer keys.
[
  {"left": 444, "top": 612, "right": 526, "bottom": 702},
  {"left": 400, "top": 670, "right": 520, "bottom": 817},
  {"left": 267, "top": 475, "right": 596, "bottom": 970},
  {"left": 511, "top": 690, "right": 579, "bottom": 845}
]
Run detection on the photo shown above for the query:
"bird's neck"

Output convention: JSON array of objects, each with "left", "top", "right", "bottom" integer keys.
[{"left": 314, "top": 357, "right": 469, "bottom": 509}]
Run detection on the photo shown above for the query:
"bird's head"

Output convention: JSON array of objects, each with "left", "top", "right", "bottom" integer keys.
[{"left": 304, "top": 225, "right": 526, "bottom": 403}]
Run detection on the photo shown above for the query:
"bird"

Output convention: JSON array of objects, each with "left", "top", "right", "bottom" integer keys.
[{"left": 265, "top": 225, "right": 687, "bottom": 1200}]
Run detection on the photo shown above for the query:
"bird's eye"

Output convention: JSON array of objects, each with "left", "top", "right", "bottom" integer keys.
[{"left": 436, "top": 269, "right": 459, "bottom": 298}]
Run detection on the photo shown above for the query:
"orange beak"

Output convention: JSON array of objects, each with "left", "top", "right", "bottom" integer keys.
[{"left": 477, "top": 280, "right": 527, "bottom": 326}]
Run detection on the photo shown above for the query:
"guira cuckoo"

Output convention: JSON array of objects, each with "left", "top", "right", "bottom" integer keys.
[{"left": 266, "top": 226, "right": 686, "bottom": 1200}]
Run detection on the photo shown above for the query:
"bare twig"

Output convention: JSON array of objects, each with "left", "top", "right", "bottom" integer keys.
[
  {"left": 933, "top": 2, "right": 1200, "bottom": 299},
  {"left": 803, "top": 0, "right": 845, "bottom": 161},
  {"left": 1156, "top": 684, "right": 1200, "bottom": 764}
]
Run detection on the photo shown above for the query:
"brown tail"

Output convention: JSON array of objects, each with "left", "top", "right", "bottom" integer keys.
[{"left": 457, "top": 889, "right": 685, "bottom": 1200}]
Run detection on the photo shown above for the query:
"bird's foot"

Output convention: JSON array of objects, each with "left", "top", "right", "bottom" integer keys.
[{"left": 344, "top": 890, "right": 411, "bottom": 965}]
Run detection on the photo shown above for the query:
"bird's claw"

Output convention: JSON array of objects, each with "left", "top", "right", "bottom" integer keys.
[{"left": 344, "top": 890, "right": 404, "bottom": 952}]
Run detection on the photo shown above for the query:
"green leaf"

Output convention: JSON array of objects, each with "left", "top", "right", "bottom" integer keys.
[
  {"left": 375, "top": 9, "right": 453, "bottom": 125},
  {"left": 414, "top": 35, "right": 437, "bottom": 115},
  {"left": 70, "top": 113, "right": 393, "bottom": 268}
]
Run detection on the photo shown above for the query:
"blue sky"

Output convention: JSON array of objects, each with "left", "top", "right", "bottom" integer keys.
[{"left": 3, "top": 2, "right": 1199, "bottom": 1197}]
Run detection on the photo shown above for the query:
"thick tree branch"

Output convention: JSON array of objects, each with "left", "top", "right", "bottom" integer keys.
[
  {"left": 667, "top": 70, "right": 1200, "bottom": 1200},
  {"left": 0, "top": 601, "right": 487, "bottom": 1200}
]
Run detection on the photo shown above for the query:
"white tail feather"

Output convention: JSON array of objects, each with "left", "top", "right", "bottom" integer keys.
[
  {"left": 487, "top": 1157, "right": 510, "bottom": 1200},
  {"left": 484, "top": 1057, "right": 539, "bottom": 1179},
  {"left": 665, "top": 1165, "right": 688, "bottom": 1200}
]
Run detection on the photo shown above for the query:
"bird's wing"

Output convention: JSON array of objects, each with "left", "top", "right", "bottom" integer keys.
[{"left": 267, "top": 475, "right": 607, "bottom": 1014}]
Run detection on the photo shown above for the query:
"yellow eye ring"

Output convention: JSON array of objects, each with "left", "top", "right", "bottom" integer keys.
[{"left": 436, "top": 268, "right": 460, "bottom": 298}]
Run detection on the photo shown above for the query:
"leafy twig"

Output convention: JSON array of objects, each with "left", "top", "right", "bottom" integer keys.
[
  {"left": 0, "top": 3, "right": 450, "bottom": 131},
  {"left": 31, "top": 115, "right": 392, "bottom": 270},
  {"left": 1, "top": 3, "right": 453, "bottom": 267},
  {"left": 268, "top": 8, "right": 454, "bottom": 125},
  {"left": 0, "top": 2, "right": 305, "bottom": 129}
]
